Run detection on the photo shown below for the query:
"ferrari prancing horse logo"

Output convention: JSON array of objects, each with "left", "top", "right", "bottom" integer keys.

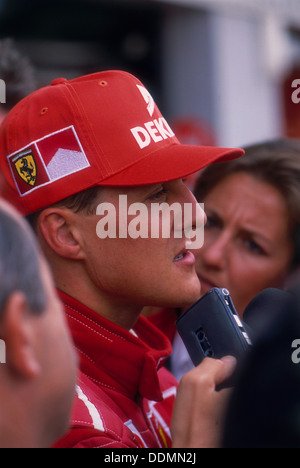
[{"left": 13, "top": 151, "right": 37, "bottom": 187}]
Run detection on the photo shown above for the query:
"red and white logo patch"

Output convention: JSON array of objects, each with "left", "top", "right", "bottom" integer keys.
[{"left": 7, "top": 126, "right": 90, "bottom": 197}]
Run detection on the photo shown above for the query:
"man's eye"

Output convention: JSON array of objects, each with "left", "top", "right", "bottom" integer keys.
[{"left": 149, "top": 188, "right": 167, "bottom": 202}]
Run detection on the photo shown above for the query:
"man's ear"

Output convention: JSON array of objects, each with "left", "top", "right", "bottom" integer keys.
[
  {"left": 38, "top": 208, "right": 85, "bottom": 260},
  {"left": 0, "top": 292, "right": 41, "bottom": 379}
]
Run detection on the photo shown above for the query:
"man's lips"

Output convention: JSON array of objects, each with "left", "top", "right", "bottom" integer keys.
[{"left": 173, "top": 249, "right": 196, "bottom": 266}]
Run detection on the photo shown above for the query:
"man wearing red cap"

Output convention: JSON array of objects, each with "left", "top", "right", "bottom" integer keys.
[{"left": 0, "top": 71, "right": 242, "bottom": 448}]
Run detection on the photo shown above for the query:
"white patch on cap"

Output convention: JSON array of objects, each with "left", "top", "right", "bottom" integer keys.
[
  {"left": 47, "top": 148, "right": 90, "bottom": 181},
  {"left": 7, "top": 126, "right": 90, "bottom": 197}
]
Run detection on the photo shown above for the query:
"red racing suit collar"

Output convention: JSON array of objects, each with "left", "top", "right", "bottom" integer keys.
[{"left": 57, "top": 290, "right": 173, "bottom": 402}]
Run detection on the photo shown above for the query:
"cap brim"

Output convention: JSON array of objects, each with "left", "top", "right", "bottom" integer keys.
[{"left": 98, "top": 143, "right": 244, "bottom": 186}]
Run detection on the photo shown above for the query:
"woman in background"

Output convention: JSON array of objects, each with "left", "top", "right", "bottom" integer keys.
[
  {"left": 151, "top": 139, "right": 300, "bottom": 381},
  {"left": 194, "top": 138, "right": 300, "bottom": 316}
]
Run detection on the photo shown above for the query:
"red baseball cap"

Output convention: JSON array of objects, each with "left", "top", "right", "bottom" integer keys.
[{"left": 0, "top": 70, "right": 244, "bottom": 215}]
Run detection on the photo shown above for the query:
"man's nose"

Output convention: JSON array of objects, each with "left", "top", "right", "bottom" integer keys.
[{"left": 176, "top": 188, "right": 207, "bottom": 249}]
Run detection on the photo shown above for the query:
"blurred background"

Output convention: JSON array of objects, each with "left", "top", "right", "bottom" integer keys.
[{"left": 1, "top": 0, "right": 300, "bottom": 148}]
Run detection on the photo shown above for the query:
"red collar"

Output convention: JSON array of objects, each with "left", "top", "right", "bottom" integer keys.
[{"left": 58, "top": 291, "right": 172, "bottom": 402}]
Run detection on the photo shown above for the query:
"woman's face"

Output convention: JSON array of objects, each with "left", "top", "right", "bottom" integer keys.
[{"left": 196, "top": 172, "right": 294, "bottom": 316}]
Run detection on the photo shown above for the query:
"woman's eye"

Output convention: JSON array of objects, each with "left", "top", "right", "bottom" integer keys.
[
  {"left": 205, "top": 215, "right": 220, "bottom": 229},
  {"left": 244, "top": 238, "right": 264, "bottom": 256}
]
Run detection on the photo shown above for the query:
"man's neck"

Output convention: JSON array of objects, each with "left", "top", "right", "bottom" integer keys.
[{"left": 53, "top": 263, "right": 142, "bottom": 331}]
